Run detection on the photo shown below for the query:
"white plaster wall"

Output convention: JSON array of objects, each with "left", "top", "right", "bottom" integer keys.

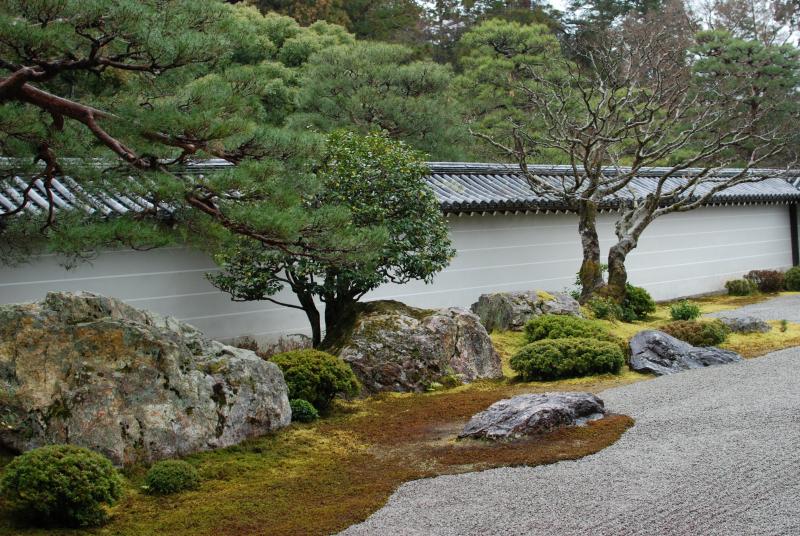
[{"left": 0, "top": 204, "right": 792, "bottom": 342}]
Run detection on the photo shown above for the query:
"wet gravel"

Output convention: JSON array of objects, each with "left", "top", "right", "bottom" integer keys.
[{"left": 341, "top": 345, "right": 800, "bottom": 535}]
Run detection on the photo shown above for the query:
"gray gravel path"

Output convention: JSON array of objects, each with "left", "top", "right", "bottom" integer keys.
[
  {"left": 341, "top": 346, "right": 800, "bottom": 536},
  {"left": 706, "top": 294, "right": 800, "bottom": 322}
]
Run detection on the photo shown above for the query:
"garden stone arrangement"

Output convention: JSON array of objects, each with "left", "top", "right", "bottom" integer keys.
[
  {"left": 717, "top": 316, "right": 771, "bottom": 334},
  {"left": 0, "top": 292, "right": 291, "bottom": 465},
  {"left": 470, "top": 290, "right": 581, "bottom": 332},
  {"left": 629, "top": 330, "right": 743, "bottom": 376},
  {"left": 337, "top": 301, "right": 502, "bottom": 392},
  {"left": 459, "top": 392, "right": 606, "bottom": 440}
]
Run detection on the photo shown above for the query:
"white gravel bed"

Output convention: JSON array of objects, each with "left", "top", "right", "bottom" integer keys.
[{"left": 341, "top": 346, "right": 800, "bottom": 535}]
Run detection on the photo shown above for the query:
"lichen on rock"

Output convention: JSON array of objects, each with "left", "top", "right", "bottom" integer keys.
[
  {"left": 470, "top": 290, "right": 582, "bottom": 332},
  {"left": 0, "top": 292, "right": 290, "bottom": 465}
]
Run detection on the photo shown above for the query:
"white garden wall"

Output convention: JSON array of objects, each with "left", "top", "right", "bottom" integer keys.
[{"left": 0, "top": 204, "right": 793, "bottom": 342}]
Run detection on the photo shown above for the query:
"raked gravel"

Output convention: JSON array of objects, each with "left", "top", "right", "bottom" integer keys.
[
  {"left": 706, "top": 293, "right": 800, "bottom": 323},
  {"left": 341, "top": 345, "right": 800, "bottom": 536}
]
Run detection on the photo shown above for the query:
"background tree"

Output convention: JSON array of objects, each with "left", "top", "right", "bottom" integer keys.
[
  {"left": 294, "top": 41, "right": 468, "bottom": 160},
  {"left": 459, "top": 15, "right": 799, "bottom": 302},
  {"left": 0, "top": 1, "right": 374, "bottom": 265},
  {"left": 209, "top": 131, "right": 454, "bottom": 347}
]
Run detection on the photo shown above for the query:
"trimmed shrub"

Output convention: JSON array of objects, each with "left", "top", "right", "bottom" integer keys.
[
  {"left": 525, "top": 314, "right": 612, "bottom": 342},
  {"left": 661, "top": 320, "right": 729, "bottom": 347},
  {"left": 0, "top": 445, "right": 122, "bottom": 527},
  {"left": 670, "top": 300, "right": 701, "bottom": 321},
  {"left": 725, "top": 278, "right": 758, "bottom": 296},
  {"left": 785, "top": 267, "right": 800, "bottom": 291},
  {"left": 289, "top": 399, "right": 319, "bottom": 423},
  {"left": 744, "top": 269, "right": 785, "bottom": 293},
  {"left": 271, "top": 349, "right": 360, "bottom": 410},
  {"left": 143, "top": 460, "right": 200, "bottom": 496},
  {"left": 622, "top": 284, "right": 656, "bottom": 320},
  {"left": 587, "top": 296, "right": 623, "bottom": 320},
  {"left": 510, "top": 337, "right": 625, "bottom": 381}
]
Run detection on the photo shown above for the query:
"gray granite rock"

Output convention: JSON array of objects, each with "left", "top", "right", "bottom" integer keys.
[
  {"left": 459, "top": 392, "right": 606, "bottom": 440},
  {"left": 336, "top": 301, "right": 502, "bottom": 393},
  {"left": 0, "top": 292, "right": 291, "bottom": 465},
  {"left": 718, "top": 316, "right": 771, "bottom": 334},
  {"left": 470, "top": 291, "right": 581, "bottom": 332},
  {"left": 629, "top": 329, "right": 743, "bottom": 376}
]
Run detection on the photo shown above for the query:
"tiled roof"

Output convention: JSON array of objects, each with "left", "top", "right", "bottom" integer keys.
[
  {"left": 427, "top": 163, "right": 800, "bottom": 214},
  {"left": 2, "top": 160, "right": 799, "bottom": 217}
]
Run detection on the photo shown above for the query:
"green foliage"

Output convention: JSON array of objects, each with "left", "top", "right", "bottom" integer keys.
[
  {"left": 587, "top": 297, "right": 624, "bottom": 321},
  {"left": 143, "top": 460, "right": 200, "bottom": 496},
  {"left": 510, "top": 338, "right": 625, "bottom": 381},
  {"left": 661, "top": 320, "right": 729, "bottom": 347},
  {"left": 725, "top": 278, "right": 758, "bottom": 296},
  {"left": 296, "top": 42, "right": 465, "bottom": 160},
  {"left": 780, "top": 319, "right": 789, "bottom": 332},
  {"left": 622, "top": 285, "right": 656, "bottom": 320},
  {"left": 210, "top": 131, "right": 454, "bottom": 344},
  {"left": 785, "top": 267, "right": 800, "bottom": 291},
  {"left": 271, "top": 350, "right": 360, "bottom": 410},
  {"left": 670, "top": 300, "right": 702, "bottom": 321},
  {"left": 0, "top": 445, "right": 122, "bottom": 528},
  {"left": 289, "top": 399, "right": 320, "bottom": 423},
  {"left": 524, "top": 315, "right": 619, "bottom": 345},
  {"left": 744, "top": 270, "right": 786, "bottom": 293}
]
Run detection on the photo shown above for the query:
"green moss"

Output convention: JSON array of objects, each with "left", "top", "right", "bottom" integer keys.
[{"left": 536, "top": 290, "right": 556, "bottom": 302}]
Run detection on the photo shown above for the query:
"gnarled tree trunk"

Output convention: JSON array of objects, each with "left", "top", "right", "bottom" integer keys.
[{"left": 577, "top": 200, "right": 605, "bottom": 302}]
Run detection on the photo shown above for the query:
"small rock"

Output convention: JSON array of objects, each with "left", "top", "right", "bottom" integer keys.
[
  {"left": 336, "top": 301, "right": 502, "bottom": 393},
  {"left": 629, "top": 330, "right": 743, "bottom": 376},
  {"left": 459, "top": 392, "right": 606, "bottom": 440},
  {"left": 470, "top": 290, "right": 581, "bottom": 332},
  {"left": 718, "top": 316, "right": 771, "bottom": 334}
]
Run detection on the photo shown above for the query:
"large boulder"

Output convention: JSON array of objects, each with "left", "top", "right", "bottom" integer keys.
[
  {"left": 717, "top": 316, "right": 771, "bottom": 334},
  {"left": 335, "top": 301, "right": 502, "bottom": 393},
  {"left": 459, "top": 392, "right": 606, "bottom": 440},
  {"left": 629, "top": 330, "right": 743, "bottom": 376},
  {"left": 470, "top": 290, "right": 581, "bottom": 332},
  {"left": 0, "top": 292, "right": 291, "bottom": 465}
]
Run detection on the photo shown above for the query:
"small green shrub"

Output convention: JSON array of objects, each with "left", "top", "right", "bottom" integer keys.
[
  {"left": 0, "top": 445, "right": 122, "bottom": 527},
  {"left": 670, "top": 300, "right": 701, "bottom": 321},
  {"left": 661, "top": 320, "right": 729, "bottom": 346},
  {"left": 289, "top": 399, "right": 319, "bottom": 423},
  {"left": 622, "top": 284, "right": 656, "bottom": 320},
  {"left": 784, "top": 267, "right": 800, "bottom": 291},
  {"left": 525, "top": 314, "right": 611, "bottom": 342},
  {"left": 725, "top": 278, "right": 758, "bottom": 296},
  {"left": 744, "top": 269, "right": 785, "bottom": 293},
  {"left": 510, "top": 337, "right": 624, "bottom": 381},
  {"left": 587, "top": 296, "right": 624, "bottom": 320},
  {"left": 143, "top": 460, "right": 200, "bottom": 495},
  {"left": 780, "top": 319, "right": 789, "bottom": 332},
  {"left": 271, "top": 349, "right": 360, "bottom": 410}
]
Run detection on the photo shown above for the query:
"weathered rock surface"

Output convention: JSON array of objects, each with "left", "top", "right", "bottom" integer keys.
[
  {"left": 470, "top": 290, "right": 581, "bottom": 332},
  {"left": 629, "top": 330, "right": 743, "bottom": 376},
  {"left": 336, "top": 301, "right": 502, "bottom": 393},
  {"left": 459, "top": 392, "right": 606, "bottom": 440},
  {"left": 0, "top": 292, "right": 290, "bottom": 465},
  {"left": 718, "top": 316, "right": 771, "bottom": 334}
]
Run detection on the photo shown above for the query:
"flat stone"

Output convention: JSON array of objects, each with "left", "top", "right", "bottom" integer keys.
[
  {"left": 629, "top": 330, "right": 743, "bottom": 376},
  {"left": 470, "top": 290, "right": 581, "bottom": 332},
  {"left": 718, "top": 316, "right": 771, "bottom": 334},
  {"left": 459, "top": 392, "right": 606, "bottom": 440}
]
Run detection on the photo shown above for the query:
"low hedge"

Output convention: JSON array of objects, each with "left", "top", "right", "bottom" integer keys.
[
  {"left": 785, "top": 267, "right": 800, "bottom": 291},
  {"left": 524, "top": 314, "right": 625, "bottom": 351},
  {"left": 725, "top": 278, "right": 758, "bottom": 296},
  {"left": 661, "top": 320, "right": 729, "bottom": 347},
  {"left": 745, "top": 269, "right": 785, "bottom": 293},
  {"left": 143, "top": 460, "right": 200, "bottom": 495},
  {"left": 510, "top": 337, "right": 625, "bottom": 381}
]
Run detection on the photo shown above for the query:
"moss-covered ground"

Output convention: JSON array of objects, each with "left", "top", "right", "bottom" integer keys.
[{"left": 1, "top": 291, "right": 797, "bottom": 536}]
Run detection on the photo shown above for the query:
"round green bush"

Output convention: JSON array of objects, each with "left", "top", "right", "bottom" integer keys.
[
  {"left": 524, "top": 314, "right": 625, "bottom": 350},
  {"left": 725, "top": 278, "right": 758, "bottom": 296},
  {"left": 622, "top": 284, "right": 656, "bottom": 320},
  {"left": 143, "top": 460, "right": 200, "bottom": 496},
  {"left": 0, "top": 445, "right": 122, "bottom": 527},
  {"left": 587, "top": 296, "right": 623, "bottom": 320},
  {"left": 661, "top": 320, "right": 729, "bottom": 346},
  {"left": 670, "top": 300, "right": 701, "bottom": 321},
  {"left": 271, "top": 349, "right": 360, "bottom": 410},
  {"left": 289, "top": 399, "right": 319, "bottom": 423},
  {"left": 785, "top": 267, "right": 800, "bottom": 291},
  {"left": 509, "top": 337, "right": 625, "bottom": 381}
]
